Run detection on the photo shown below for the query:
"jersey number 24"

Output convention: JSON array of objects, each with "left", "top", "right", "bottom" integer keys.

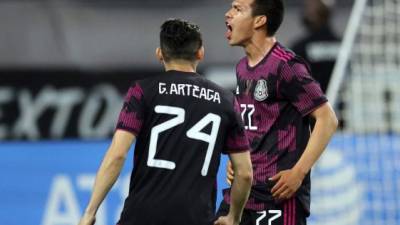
[{"left": 147, "top": 105, "right": 221, "bottom": 176}]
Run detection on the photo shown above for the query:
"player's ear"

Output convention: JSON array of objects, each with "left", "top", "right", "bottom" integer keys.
[
  {"left": 254, "top": 15, "right": 267, "bottom": 30},
  {"left": 155, "top": 47, "right": 164, "bottom": 62},
  {"left": 196, "top": 46, "right": 205, "bottom": 61}
]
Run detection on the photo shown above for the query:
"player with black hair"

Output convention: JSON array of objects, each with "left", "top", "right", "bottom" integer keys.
[
  {"left": 218, "top": 0, "right": 338, "bottom": 224},
  {"left": 78, "top": 19, "right": 253, "bottom": 225}
]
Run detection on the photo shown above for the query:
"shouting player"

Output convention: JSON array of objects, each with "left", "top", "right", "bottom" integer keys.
[
  {"left": 218, "top": 0, "right": 338, "bottom": 224},
  {"left": 78, "top": 19, "right": 253, "bottom": 225}
]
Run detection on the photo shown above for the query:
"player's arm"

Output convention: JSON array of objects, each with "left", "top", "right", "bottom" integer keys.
[
  {"left": 78, "top": 130, "right": 136, "bottom": 225},
  {"left": 226, "top": 160, "right": 234, "bottom": 186},
  {"left": 294, "top": 102, "right": 338, "bottom": 174},
  {"left": 215, "top": 151, "right": 253, "bottom": 225},
  {"left": 271, "top": 102, "right": 338, "bottom": 199}
]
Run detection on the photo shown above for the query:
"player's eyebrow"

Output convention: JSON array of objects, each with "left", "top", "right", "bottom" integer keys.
[
  {"left": 231, "top": 1, "right": 240, "bottom": 7},
  {"left": 232, "top": 2, "right": 244, "bottom": 10}
]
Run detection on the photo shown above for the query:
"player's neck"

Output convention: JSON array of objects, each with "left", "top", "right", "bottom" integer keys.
[
  {"left": 244, "top": 36, "right": 276, "bottom": 67},
  {"left": 164, "top": 61, "right": 197, "bottom": 73}
]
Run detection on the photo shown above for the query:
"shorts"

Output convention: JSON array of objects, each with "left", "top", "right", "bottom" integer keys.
[{"left": 215, "top": 198, "right": 306, "bottom": 225}]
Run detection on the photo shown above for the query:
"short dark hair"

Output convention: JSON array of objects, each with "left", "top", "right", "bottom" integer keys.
[
  {"left": 160, "top": 19, "right": 203, "bottom": 62},
  {"left": 251, "top": 0, "right": 284, "bottom": 36}
]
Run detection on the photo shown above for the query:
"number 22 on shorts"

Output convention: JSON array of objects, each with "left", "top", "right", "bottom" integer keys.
[{"left": 256, "top": 210, "right": 282, "bottom": 225}]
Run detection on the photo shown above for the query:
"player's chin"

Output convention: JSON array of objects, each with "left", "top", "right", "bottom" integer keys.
[
  {"left": 228, "top": 37, "right": 244, "bottom": 46},
  {"left": 227, "top": 39, "right": 239, "bottom": 46}
]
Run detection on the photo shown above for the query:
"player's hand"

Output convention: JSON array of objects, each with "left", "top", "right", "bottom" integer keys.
[
  {"left": 214, "top": 215, "right": 239, "bottom": 225},
  {"left": 270, "top": 168, "right": 305, "bottom": 200},
  {"left": 78, "top": 213, "right": 95, "bottom": 225},
  {"left": 226, "top": 160, "right": 234, "bottom": 186}
]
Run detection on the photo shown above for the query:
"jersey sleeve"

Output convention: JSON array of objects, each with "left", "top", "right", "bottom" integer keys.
[
  {"left": 279, "top": 60, "right": 328, "bottom": 116},
  {"left": 116, "top": 82, "right": 146, "bottom": 136},
  {"left": 223, "top": 98, "right": 250, "bottom": 154}
]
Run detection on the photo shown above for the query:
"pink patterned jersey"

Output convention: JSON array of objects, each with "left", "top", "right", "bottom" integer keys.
[{"left": 223, "top": 42, "right": 327, "bottom": 215}]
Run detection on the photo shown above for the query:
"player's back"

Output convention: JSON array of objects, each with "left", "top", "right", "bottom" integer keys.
[{"left": 116, "top": 70, "right": 248, "bottom": 225}]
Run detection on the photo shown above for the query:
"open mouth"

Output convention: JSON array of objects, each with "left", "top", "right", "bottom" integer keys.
[{"left": 225, "top": 21, "right": 233, "bottom": 39}]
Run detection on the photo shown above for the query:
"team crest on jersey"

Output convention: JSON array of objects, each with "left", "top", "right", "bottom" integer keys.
[{"left": 254, "top": 79, "right": 268, "bottom": 101}]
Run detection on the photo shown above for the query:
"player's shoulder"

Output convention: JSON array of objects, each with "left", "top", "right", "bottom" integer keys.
[
  {"left": 237, "top": 56, "right": 248, "bottom": 66},
  {"left": 235, "top": 56, "right": 248, "bottom": 71},
  {"left": 272, "top": 43, "right": 299, "bottom": 64},
  {"left": 273, "top": 43, "right": 311, "bottom": 74}
]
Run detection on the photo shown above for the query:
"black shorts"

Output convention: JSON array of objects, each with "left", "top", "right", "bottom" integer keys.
[{"left": 216, "top": 199, "right": 306, "bottom": 225}]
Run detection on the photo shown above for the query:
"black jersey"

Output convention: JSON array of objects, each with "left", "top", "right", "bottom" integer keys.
[{"left": 116, "top": 70, "right": 250, "bottom": 225}]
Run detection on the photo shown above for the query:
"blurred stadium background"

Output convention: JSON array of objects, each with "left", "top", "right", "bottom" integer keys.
[{"left": 0, "top": 0, "right": 399, "bottom": 225}]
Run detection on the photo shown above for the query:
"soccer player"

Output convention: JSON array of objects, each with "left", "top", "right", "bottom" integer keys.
[
  {"left": 218, "top": 0, "right": 338, "bottom": 224},
  {"left": 78, "top": 19, "right": 253, "bottom": 225}
]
